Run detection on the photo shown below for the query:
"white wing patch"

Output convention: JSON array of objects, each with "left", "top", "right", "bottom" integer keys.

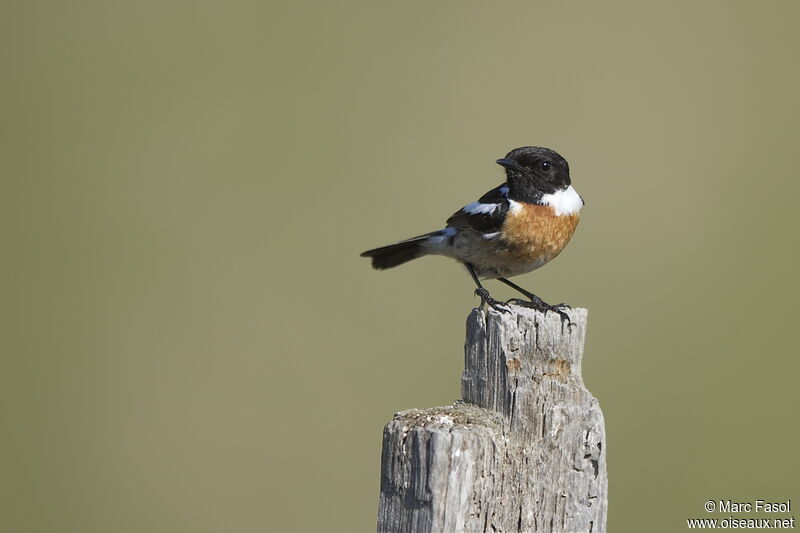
[
  {"left": 463, "top": 202, "right": 500, "bottom": 215},
  {"left": 540, "top": 185, "right": 584, "bottom": 216}
]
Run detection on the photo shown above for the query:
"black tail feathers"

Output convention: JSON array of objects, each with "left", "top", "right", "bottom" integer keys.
[{"left": 360, "top": 232, "right": 438, "bottom": 270}]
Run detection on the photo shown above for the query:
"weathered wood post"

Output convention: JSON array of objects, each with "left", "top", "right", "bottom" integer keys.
[{"left": 377, "top": 305, "right": 607, "bottom": 533}]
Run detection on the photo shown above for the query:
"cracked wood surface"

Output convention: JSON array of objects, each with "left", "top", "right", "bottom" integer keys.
[{"left": 377, "top": 306, "right": 607, "bottom": 533}]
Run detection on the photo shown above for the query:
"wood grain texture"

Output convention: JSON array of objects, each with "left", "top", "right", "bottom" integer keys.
[{"left": 377, "top": 306, "right": 607, "bottom": 533}]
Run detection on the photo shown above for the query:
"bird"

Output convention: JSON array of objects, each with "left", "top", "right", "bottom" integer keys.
[{"left": 360, "top": 146, "right": 584, "bottom": 324}]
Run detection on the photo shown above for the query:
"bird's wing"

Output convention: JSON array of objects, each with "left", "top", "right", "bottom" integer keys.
[{"left": 446, "top": 183, "right": 509, "bottom": 235}]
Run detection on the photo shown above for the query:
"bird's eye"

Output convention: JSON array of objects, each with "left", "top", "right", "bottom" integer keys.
[{"left": 539, "top": 161, "right": 552, "bottom": 172}]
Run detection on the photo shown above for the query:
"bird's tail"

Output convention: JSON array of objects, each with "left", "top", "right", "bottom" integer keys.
[{"left": 360, "top": 231, "right": 441, "bottom": 270}]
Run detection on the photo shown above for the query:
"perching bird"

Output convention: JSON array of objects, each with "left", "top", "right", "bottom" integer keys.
[{"left": 360, "top": 146, "right": 583, "bottom": 324}]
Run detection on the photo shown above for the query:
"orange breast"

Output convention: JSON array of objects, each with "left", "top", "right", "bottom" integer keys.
[{"left": 499, "top": 204, "right": 580, "bottom": 264}]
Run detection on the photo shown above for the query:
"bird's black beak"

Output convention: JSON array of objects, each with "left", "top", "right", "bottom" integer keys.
[{"left": 496, "top": 158, "right": 527, "bottom": 173}]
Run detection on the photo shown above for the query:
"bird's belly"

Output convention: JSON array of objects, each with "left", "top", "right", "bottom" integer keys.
[{"left": 470, "top": 249, "right": 555, "bottom": 279}]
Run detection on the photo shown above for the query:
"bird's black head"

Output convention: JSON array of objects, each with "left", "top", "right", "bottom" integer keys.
[{"left": 496, "top": 146, "right": 571, "bottom": 201}]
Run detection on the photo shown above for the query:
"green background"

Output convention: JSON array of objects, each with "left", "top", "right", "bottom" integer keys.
[{"left": 3, "top": 1, "right": 798, "bottom": 532}]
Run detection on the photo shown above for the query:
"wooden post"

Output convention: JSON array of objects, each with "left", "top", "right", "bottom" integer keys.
[{"left": 377, "top": 306, "right": 607, "bottom": 533}]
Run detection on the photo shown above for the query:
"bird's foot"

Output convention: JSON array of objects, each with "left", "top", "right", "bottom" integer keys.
[
  {"left": 475, "top": 288, "right": 510, "bottom": 314},
  {"left": 505, "top": 297, "right": 575, "bottom": 330}
]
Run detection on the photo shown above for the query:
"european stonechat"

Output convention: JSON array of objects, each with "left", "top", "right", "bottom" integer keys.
[{"left": 361, "top": 146, "right": 583, "bottom": 324}]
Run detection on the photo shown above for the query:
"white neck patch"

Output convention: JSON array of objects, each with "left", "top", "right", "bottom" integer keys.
[{"left": 540, "top": 185, "right": 583, "bottom": 216}]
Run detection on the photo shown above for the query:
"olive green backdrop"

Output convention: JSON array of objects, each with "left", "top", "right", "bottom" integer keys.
[{"left": 3, "top": 1, "right": 798, "bottom": 532}]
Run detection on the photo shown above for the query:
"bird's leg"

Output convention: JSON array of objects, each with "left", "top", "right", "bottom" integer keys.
[
  {"left": 466, "top": 264, "right": 509, "bottom": 314},
  {"left": 497, "top": 277, "right": 574, "bottom": 328}
]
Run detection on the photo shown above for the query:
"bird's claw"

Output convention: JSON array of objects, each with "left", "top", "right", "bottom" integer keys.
[
  {"left": 475, "top": 288, "right": 511, "bottom": 314},
  {"left": 505, "top": 298, "right": 575, "bottom": 331}
]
